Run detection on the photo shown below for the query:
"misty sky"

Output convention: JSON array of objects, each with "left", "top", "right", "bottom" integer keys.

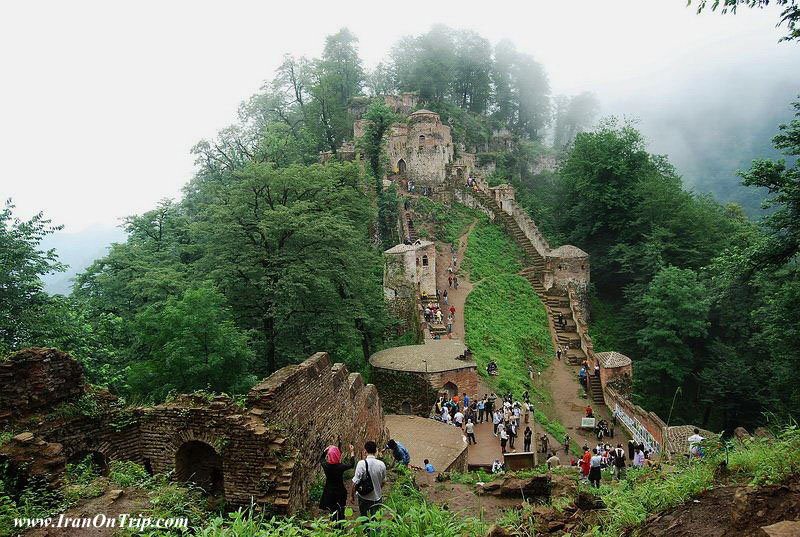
[{"left": 2, "top": 0, "right": 798, "bottom": 231}]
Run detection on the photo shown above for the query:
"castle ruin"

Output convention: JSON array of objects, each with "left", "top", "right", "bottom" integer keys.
[{"left": 0, "top": 348, "right": 386, "bottom": 514}]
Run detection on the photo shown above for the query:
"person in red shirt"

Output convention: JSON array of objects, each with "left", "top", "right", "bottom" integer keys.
[
  {"left": 580, "top": 448, "right": 591, "bottom": 478},
  {"left": 449, "top": 305, "right": 456, "bottom": 319},
  {"left": 585, "top": 405, "right": 593, "bottom": 418}
]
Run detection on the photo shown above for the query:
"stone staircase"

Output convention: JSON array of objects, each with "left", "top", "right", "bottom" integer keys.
[
  {"left": 406, "top": 212, "right": 418, "bottom": 241},
  {"left": 586, "top": 373, "right": 605, "bottom": 406}
]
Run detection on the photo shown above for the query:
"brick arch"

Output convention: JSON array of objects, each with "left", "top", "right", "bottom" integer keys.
[{"left": 174, "top": 440, "right": 224, "bottom": 496}]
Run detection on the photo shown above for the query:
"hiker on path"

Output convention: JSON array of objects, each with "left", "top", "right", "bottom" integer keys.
[
  {"left": 319, "top": 443, "right": 355, "bottom": 521},
  {"left": 612, "top": 444, "right": 626, "bottom": 480},
  {"left": 454, "top": 409, "right": 464, "bottom": 429},
  {"left": 350, "top": 441, "right": 387, "bottom": 517},
  {"left": 386, "top": 439, "right": 411, "bottom": 467},
  {"left": 589, "top": 448, "right": 603, "bottom": 488},
  {"left": 523, "top": 426, "right": 532, "bottom": 452},
  {"left": 499, "top": 426, "right": 509, "bottom": 453},
  {"left": 465, "top": 419, "right": 477, "bottom": 444},
  {"left": 563, "top": 434, "right": 571, "bottom": 454},
  {"left": 448, "top": 275, "right": 452, "bottom": 288},
  {"left": 449, "top": 305, "right": 456, "bottom": 319},
  {"left": 477, "top": 396, "right": 486, "bottom": 423},
  {"left": 443, "top": 289, "right": 448, "bottom": 305},
  {"left": 547, "top": 452, "right": 561, "bottom": 469},
  {"left": 556, "top": 347, "right": 562, "bottom": 361},
  {"left": 424, "top": 459, "right": 435, "bottom": 473}
]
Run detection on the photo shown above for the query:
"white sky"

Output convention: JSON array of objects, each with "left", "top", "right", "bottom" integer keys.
[{"left": 1, "top": 0, "right": 797, "bottom": 231}]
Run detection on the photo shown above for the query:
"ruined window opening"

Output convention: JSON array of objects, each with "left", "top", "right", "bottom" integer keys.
[
  {"left": 419, "top": 134, "right": 425, "bottom": 145},
  {"left": 175, "top": 440, "right": 224, "bottom": 496},
  {"left": 398, "top": 159, "right": 406, "bottom": 175},
  {"left": 400, "top": 400, "right": 413, "bottom": 414},
  {"left": 422, "top": 255, "right": 428, "bottom": 267},
  {"left": 416, "top": 257, "right": 420, "bottom": 266},
  {"left": 442, "top": 382, "right": 458, "bottom": 398}
]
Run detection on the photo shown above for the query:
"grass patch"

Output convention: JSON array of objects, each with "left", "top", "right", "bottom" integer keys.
[
  {"left": 465, "top": 273, "right": 553, "bottom": 398},
  {"left": 410, "top": 197, "right": 484, "bottom": 246},
  {"left": 463, "top": 223, "right": 522, "bottom": 281}
]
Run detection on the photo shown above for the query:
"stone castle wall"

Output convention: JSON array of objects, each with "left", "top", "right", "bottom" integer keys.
[
  {"left": 246, "top": 352, "right": 386, "bottom": 513},
  {"left": 371, "top": 365, "right": 478, "bottom": 417},
  {"left": 0, "top": 348, "right": 85, "bottom": 422}
]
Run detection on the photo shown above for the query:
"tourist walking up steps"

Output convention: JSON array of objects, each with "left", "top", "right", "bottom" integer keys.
[
  {"left": 351, "top": 441, "right": 387, "bottom": 517},
  {"left": 523, "top": 426, "right": 532, "bottom": 451},
  {"left": 319, "top": 443, "right": 355, "bottom": 521}
]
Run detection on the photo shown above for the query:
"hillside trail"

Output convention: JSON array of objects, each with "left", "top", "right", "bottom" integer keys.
[{"left": 433, "top": 221, "right": 584, "bottom": 466}]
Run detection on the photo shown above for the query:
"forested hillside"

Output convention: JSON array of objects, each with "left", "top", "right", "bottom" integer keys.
[{"left": 2, "top": 24, "right": 798, "bottom": 433}]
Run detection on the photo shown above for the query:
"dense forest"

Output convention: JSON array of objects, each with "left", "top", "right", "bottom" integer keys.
[{"left": 2, "top": 22, "right": 798, "bottom": 433}]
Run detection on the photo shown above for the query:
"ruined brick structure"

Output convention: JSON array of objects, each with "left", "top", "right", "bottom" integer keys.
[
  {"left": 0, "top": 347, "right": 85, "bottom": 423},
  {"left": 331, "top": 94, "right": 476, "bottom": 189},
  {"left": 369, "top": 340, "right": 478, "bottom": 416},
  {"left": 0, "top": 348, "right": 386, "bottom": 514},
  {"left": 383, "top": 240, "right": 437, "bottom": 298}
]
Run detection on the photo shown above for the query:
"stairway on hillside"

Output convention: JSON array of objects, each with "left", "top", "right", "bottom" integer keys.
[
  {"left": 469, "top": 184, "right": 603, "bottom": 409},
  {"left": 586, "top": 373, "right": 606, "bottom": 405},
  {"left": 405, "top": 211, "right": 419, "bottom": 241}
]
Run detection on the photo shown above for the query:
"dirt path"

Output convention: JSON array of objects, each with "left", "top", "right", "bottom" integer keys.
[
  {"left": 434, "top": 222, "right": 474, "bottom": 341},
  {"left": 540, "top": 312, "right": 628, "bottom": 458},
  {"left": 26, "top": 486, "right": 150, "bottom": 537}
]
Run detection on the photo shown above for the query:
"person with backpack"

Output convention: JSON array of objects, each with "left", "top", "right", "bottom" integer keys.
[
  {"left": 350, "top": 441, "right": 387, "bottom": 517},
  {"left": 612, "top": 443, "right": 627, "bottom": 480}
]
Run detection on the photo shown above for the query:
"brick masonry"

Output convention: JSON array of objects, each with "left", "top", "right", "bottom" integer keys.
[
  {"left": 0, "top": 348, "right": 85, "bottom": 423},
  {"left": 0, "top": 349, "right": 386, "bottom": 514},
  {"left": 371, "top": 364, "right": 478, "bottom": 417}
]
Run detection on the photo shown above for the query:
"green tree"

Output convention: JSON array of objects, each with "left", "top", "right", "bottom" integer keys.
[
  {"left": 0, "top": 200, "right": 65, "bottom": 352},
  {"left": 633, "top": 267, "right": 710, "bottom": 414},
  {"left": 690, "top": 0, "right": 800, "bottom": 42},
  {"left": 739, "top": 97, "right": 800, "bottom": 267},
  {"left": 359, "top": 100, "right": 397, "bottom": 190},
  {"left": 128, "top": 285, "right": 255, "bottom": 401}
]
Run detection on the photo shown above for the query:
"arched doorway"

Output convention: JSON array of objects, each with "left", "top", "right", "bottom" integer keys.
[
  {"left": 398, "top": 159, "right": 407, "bottom": 175},
  {"left": 401, "top": 400, "right": 413, "bottom": 414},
  {"left": 175, "top": 441, "right": 224, "bottom": 496},
  {"left": 457, "top": 168, "right": 464, "bottom": 179},
  {"left": 442, "top": 382, "right": 458, "bottom": 398},
  {"left": 69, "top": 451, "right": 109, "bottom": 476}
]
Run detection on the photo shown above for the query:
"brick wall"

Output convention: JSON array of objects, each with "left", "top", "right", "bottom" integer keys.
[
  {"left": 0, "top": 348, "right": 85, "bottom": 422},
  {"left": 371, "top": 365, "right": 478, "bottom": 417},
  {"left": 604, "top": 387, "right": 666, "bottom": 454},
  {"left": 246, "top": 352, "right": 387, "bottom": 512}
]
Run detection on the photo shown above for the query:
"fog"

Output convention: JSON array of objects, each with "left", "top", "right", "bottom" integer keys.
[{"left": 2, "top": 0, "right": 798, "bottom": 231}]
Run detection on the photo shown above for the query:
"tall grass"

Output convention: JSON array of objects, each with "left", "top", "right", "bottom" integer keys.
[{"left": 463, "top": 223, "right": 522, "bottom": 282}]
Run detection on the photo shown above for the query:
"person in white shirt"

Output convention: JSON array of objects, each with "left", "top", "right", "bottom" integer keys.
[
  {"left": 350, "top": 441, "right": 387, "bottom": 517},
  {"left": 443, "top": 407, "right": 452, "bottom": 424},
  {"left": 465, "top": 419, "right": 476, "bottom": 444},
  {"left": 454, "top": 410, "right": 464, "bottom": 428},
  {"left": 688, "top": 428, "right": 704, "bottom": 458},
  {"left": 589, "top": 448, "right": 603, "bottom": 488},
  {"left": 499, "top": 426, "right": 509, "bottom": 453}
]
